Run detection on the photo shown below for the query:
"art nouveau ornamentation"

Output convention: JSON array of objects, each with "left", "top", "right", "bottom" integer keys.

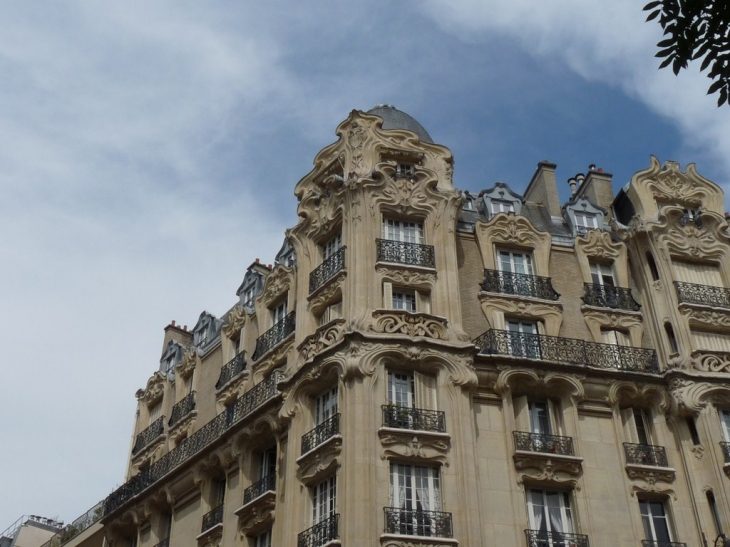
[
  {"left": 296, "top": 436, "right": 341, "bottom": 485},
  {"left": 375, "top": 265, "right": 437, "bottom": 288},
  {"left": 378, "top": 429, "right": 450, "bottom": 465},
  {"left": 513, "top": 454, "right": 583, "bottom": 488},
  {"left": 474, "top": 213, "right": 552, "bottom": 274},
  {"left": 298, "top": 319, "right": 346, "bottom": 362},
  {"left": 370, "top": 310, "right": 449, "bottom": 340},
  {"left": 176, "top": 347, "right": 198, "bottom": 379},
  {"left": 478, "top": 293, "right": 563, "bottom": 337},
  {"left": 259, "top": 266, "right": 295, "bottom": 309},
  {"left": 235, "top": 494, "right": 275, "bottom": 536},
  {"left": 222, "top": 305, "right": 246, "bottom": 339},
  {"left": 581, "top": 308, "right": 644, "bottom": 347},
  {"left": 137, "top": 373, "right": 166, "bottom": 405}
]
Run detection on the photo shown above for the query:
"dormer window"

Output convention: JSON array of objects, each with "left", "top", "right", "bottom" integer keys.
[
  {"left": 242, "top": 287, "right": 255, "bottom": 308},
  {"left": 574, "top": 212, "right": 597, "bottom": 234},
  {"left": 272, "top": 300, "right": 288, "bottom": 325},
  {"left": 395, "top": 163, "right": 414, "bottom": 179},
  {"left": 491, "top": 200, "right": 515, "bottom": 215},
  {"left": 195, "top": 326, "right": 209, "bottom": 346}
]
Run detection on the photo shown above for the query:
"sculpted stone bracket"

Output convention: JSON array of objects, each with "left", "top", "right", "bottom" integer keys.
[
  {"left": 376, "top": 265, "right": 437, "bottom": 289},
  {"left": 252, "top": 337, "right": 294, "bottom": 381},
  {"left": 581, "top": 308, "right": 644, "bottom": 347},
  {"left": 690, "top": 350, "right": 730, "bottom": 374},
  {"left": 369, "top": 310, "right": 449, "bottom": 340},
  {"left": 378, "top": 428, "right": 451, "bottom": 465},
  {"left": 298, "top": 319, "right": 346, "bottom": 363},
  {"left": 168, "top": 411, "right": 197, "bottom": 445},
  {"left": 234, "top": 493, "right": 276, "bottom": 537},
  {"left": 176, "top": 348, "right": 198, "bottom": 379},
  {"left": 296, "top": 435, "right": 342, "bottom": 485},
  {"left": 380, "top": 536, "right": 459, "bottom": 547},
  {"left": 260, "top": 265, "right": 295, "bottom": 311},
  {"left": 308, "top": 272, "right": 346, "bottom": 312},
  {"left": 513, "top": 451, "right": 583, "bottom": 488},
  {"left": 478, "top": 294, "right": 563, "bottom": 337},
  {"left": 131, "top": 435, "right": 166, "bottom": 470},
  {"left": 223, "top": 305, "right": 246, "bottom": 339},
  {"left": 195, "top": 523, "right": 223, "bottom": 547},
  {"left": 626, "top": 464, "right": 676, "bottom": 488},
  {"left": 138, "top": 373, "right": 167, "bottom": 405},
  {"left": 574, "top": 230, "right": 629, "bottom": 286}
]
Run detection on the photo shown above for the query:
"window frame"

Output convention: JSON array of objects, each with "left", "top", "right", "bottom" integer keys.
[
  {"left": 312, "top": 475, "right": 337, "bottom": 524},
  {"left": 526, "top": 488, "right": 574, "bottom": 535},
  {"left": 315, "top": 386, "right": 338, "bottom": 426},
  {"left": 639, "top": 499, "right": 674, "bottom": 543}
]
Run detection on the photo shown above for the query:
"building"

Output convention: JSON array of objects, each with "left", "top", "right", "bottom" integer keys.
[
  {"left": 41, "top": 106, "right": 730, "bottom": 547},
  {"left": 1, "top": 515, "right": 63, "bottom": 547}
]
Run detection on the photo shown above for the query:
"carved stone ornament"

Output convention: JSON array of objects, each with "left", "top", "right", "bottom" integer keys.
[
  {"left": 296, "top": 436, "right": 341, "bottom": 485},
  {"left": 222, "top": 305, "right": 246, "bottom": 339},
  {"left": 260, "top": 266, "right": 294, "bottom": 309},
  {"left": 575, "top": 230, "right": 621, "bottom": 262},
  {"left": 381, "top": 539, "right": 458, "bottom": 547},
  {"left": 605, "top": 381, "right": 668, "bottom": 412},
  {"left": 370, "top": 310, "right": 449, "bottom": 340},
  {"left": 643, "top": 157, "right": 717, "bottom": 209},
  {"left": 691, "top": 445, "right": 705, "bottom": 460},
  {"left": 308, "top": 272, "right": 345, "bottom": 310},
  {"left": 379, "top": 430, "right": 451, "bottom": 465},
  {"left": 298, "top": 319, "right": 346, "bottom": 362},
  {"left": 581, "top": 308, "right": 643, "bottom": 346},
  {"left": 215, "top": 373, "right": 246, "bottom": 411},
  {"left": 376, "top": 265, "right": 437, "bottom": 288},
  {"left": 138, "top": 373, "right": 166, "bottom": 405},
  {"left": 626, "top": 465, "right": 676, "bottom": 496},
  {"left": 514, "top": 453, "right": 583, "bottom": 487},
  {"left": 495, "top": 368, "right": 585, "bottom": 400},
  {"left": 655, "top": 206, "right": 730, "bottom": 260},
  {"left": 131, "top": 439, "right": 165, "bottom": 469},
  {"left": 680, "top": 307, "right": 730, "bottom": 329},
  {"left": 168, "top": 411, "right": 196, "bottom": 445},
  {"left": 478, "top": 293, "right": 563, "bottom": 337},
  {"left": 196, "top": 522, "right": 222, "bottom": 547},
  {"left": 475, "top": 213, "right": 552, "bottom": 273},
  {"left": 176, "top": 347, "right": 197, "bottom": 379},
  {"left": 692, "top": 351, "right": 730, "bottom": 373},
  {"left": 235, "top": 493, "right": 275, "bottom": 536},
  {"left": 253, "top": 338, "right": 293, "bottom": 381}
]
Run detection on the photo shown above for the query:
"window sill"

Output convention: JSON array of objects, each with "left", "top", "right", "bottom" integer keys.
[
  {"left": 380, "top": 533, "right": 457, "bottom": 546},
  {"left": 195, "top": 523, "right": 223, "bottom": 542}
]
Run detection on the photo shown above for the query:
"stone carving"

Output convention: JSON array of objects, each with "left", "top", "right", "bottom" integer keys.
[
  {"left": 308, "top": 273, "right": 345, "bottom": 310},
  {"left": 495, "top": 368, "right": 585, "bottom": 400},
  {"left": 222, "top": 305, "right": 246, "bottom": 339},
  {"left": 626, "top": 466, "right": 676, "bottom": 491},
  {"left": 657, "top": 208, "right": 730, "bottom": 260},
  {"left": 260, "top": 266, "right": 294, "bottom": 308},
  {"left": 644, "top": 157, "right": 710, "bottom": 207},
  {"left": 176, "top": 347, "right": 197, "bottom": 379},
  {"left": 606, "top": 381, "right": 669, "bottom": 412},
  {"left": 370, "top": 311, "right": 448, "bottom": 340},
  {"left": 693, "top": 352, "right": 730, "bottom": 373},
  {"left": 379, "top": 431, "right": 450, "bottom": 465},
  {"left": 376, "top": 266, "right": 436, "bottom": 288},
  {"left": 382, "top": 541, "right": 457, "bottom": 547},
  {"left": 581, "top": 308, "right": 643, "bottom": 346},
  {"left": 575, "top": 230, "right": 621, "bottom": 261},
  {"left": 681, "top": 307, "right": 730, "bottom": 328},
  {"left": 138, "top": 373, "right": 166, "bottom": 404},
  {"left": 299, "top": 320, "right": 346, "bottom": 361},
  {"left": 197, "top": 524, "right": 222, "bottom": 547},
  {"left": 297, "top": 437, "right": 341, "bottom": 484},
  {"left": 236, "top": 494, "right": 275, "bottom": 536},
  {"left": 478, "top": 293, "right": 563, "bottom": 337},
  {"left": 668, "top": 377, "right": 710, "bottom": 416},
  {"left": 475, "top": 213, "right": 552, "bottom": 273},
  {"left": 691, "top": 445, "right": 705, "bottom": 460},
  {"left": 514, "top": 454, "right": 582, "bottom": 487}
]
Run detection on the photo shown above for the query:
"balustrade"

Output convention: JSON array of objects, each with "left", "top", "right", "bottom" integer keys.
[
  {"left": 482, "top": 269, "right": 560, "bottom": 300},
  {"left": 297, "top": 514, "right": 339, "bottom": 547},
  {"left": 675, "top": 281, "right": 730, "bottom": 309},
  {"left": 216, "top": 352, "right": 247, "bottom": 389},
  {"left": 376, "top": 239, "right": 435, "bottom": 269},
  {"left": 721, "top": 441, "right": 730, "bottom": 463},
  {"left": 623, "top": 442, "right": 669, "bottom": 467},
  {"left": 381, "top": 405, "right": 445, "bottom": 433},
  {"left": 513, "top": 431, "right": 574, "bottom": 456},
  {"left": 582, "top": 283, "right": 640, "bottom": 311},
  {"left": 132, "top": 416, "right": 165, "bottom": 455},
  {"left": 383, "top": 508, "right": 453, "bottom": 538},
  {"left": 243, "top": 474, "right": 276, "bottom": 505},
  {"left": 301, "top": 413, "right": 340, "bottom": 454},
  {"left": 201, "top": 504, "right": 223, "bottom": 533},
  {"left": 309, "top": 247, "right": 346, "bottom": 294},
  {"left": 168, "top": 391, "right": 196, "bottom": 427},
  {"left": 253, "top": 312, "right": 296, "bottom": 360},
  {"left": 525, "top": 530, "right": 589, "bottom": 547}
]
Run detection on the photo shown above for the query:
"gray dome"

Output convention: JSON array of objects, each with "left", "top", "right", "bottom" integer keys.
[{"left": 366, "top": 104, "right": 433, "bottom": 144}]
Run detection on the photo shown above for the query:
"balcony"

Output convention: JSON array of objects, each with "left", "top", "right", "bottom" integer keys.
[
  {"left": 103, "top": 371, "right": 282, "bottom": 517},
  {"left": 382, "top": 405, "right": 446, "bottom": 433},
  {"left": 243, "top": 474, "right": 276, "bottom": 505},
  {"left": 132, "top": 416, "right": 165, "bottom": 455},
  {"left": 253, "top": 312, "right": 296, "bottom": 360},
  {"left": 474, "top": 329, "right": 658, "bottom": 373},
  {"left": 513, "top": 431, "right": 575, "bottom": 456},
  {"left": 720, "top": 441, "right": 730, "bottom": 463},
  {"left": 481, "top": 269, "right": 560, "bottom": 301},
  {"left": 383, "top": 508, "right": 453, "bottom": 538},
  {"left": 623, "top": 443, "right": 669, "bottom": 467},
  {"left": 641, "top": 542, "right": 687, "bottom": 547},
  {"left": 152, "top": 538, "right": 169, "bottom": 547},
  {"left": 310, "top": 246, "right": 346, "bottom": 294},
  {"left": 525, "top": 529, "right": 589, "bottom": 547},
  {"left": 582, "top": 283, "right": 640, "bottom": 311},
  {"left": 675, "top": 281, "right": 730, "bottom": 309},
  {"left": 168, "top": 391, "right": 196, "bottom": 427},
  {"left": 376, "top": 239, "right": 435, "bottom": 269},
  {"left": 216, "top": 352, "right": 247, "bottom": 389},
  {"left": 302, "top": 413, "right": 340, "bottom": 455},
  {"left": 298, "top": 514, "right": 339, "bottom": 547},
  {"left": 201, "top": 504, "right": 223, "bottom": 533}
]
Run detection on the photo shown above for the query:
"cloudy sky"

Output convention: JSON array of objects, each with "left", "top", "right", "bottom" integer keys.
[{"left": 1, "top": 0, "right": 729, "bottom": 528}]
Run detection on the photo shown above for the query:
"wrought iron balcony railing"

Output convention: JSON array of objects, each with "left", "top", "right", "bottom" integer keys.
[
  {"left": 641, "top": 541, "right": 687, "bottom": 547},
  {"left": 720, "top": 441, "right": 730, "bottom": 463},
  {"left": 675, "top": 281, "right": 730, "bottom": 309},
  {"left": 513, "top": 431, "right": 575, "bottom": 456},
  {"left": 382, "top": 405, "right": 446, "bottom": 433},
  {"left": 243, "top": 474, "right": 276, "bottom": 505},
  {"left": 297, "top": 514, "right": 339, "bottom": 547},
  {"left": 623, "top": 442, "right": 669, "bottom": 467},
  {"left": 152, "top": 538, "right": 169, "bottom": 547},
  {"left": 310, "top": 246, "right": 346, "bottom": 294},
  {"left": 201, "top": 504, "right": 223, "bottom": 533},
  {"left": 103, "top": 371, "right": 282, "bottom": 516},
  {"left": 481, "top": 269, "right": 560, "bottom": 301},
  {"left": 38, "top": 500, "right": 104, "bottom": 547},
  {"left": 525, "top": 529, "right": 590, "bottom": 547},
  {"left": 383, "top": 507, "right": 453, "bottom": 538},
  {"left": 168, "top": 391, "right": 196, "bottom": 427},
  {"left": 132, "top": 416, "right": 165, "bottom": 455},
  {"left": 474, "top": 329, "right": 659, "bottom": 373},
  {"left": 302, "top": 413, "right": 340, "bottom": 454},
  {"left": 582, "top": 283, "right": 640, "bottom": 311},
  {"left": 253, "top": 312, "right": 296, "bottom": 360},
  {"left": 216, "top": 352, "right": 247, "bottom": 389},
  {"left": 376, "top": 239, "right": 435, "bottom": 269}
]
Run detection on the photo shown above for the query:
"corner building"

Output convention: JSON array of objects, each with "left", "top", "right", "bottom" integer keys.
[{"left": 53, "top": 106, "right": 730, "bottom": 547}]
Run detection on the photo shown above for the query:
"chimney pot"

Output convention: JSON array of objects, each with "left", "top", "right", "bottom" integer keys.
[{"left": 171, "top": 320, "right": 176, "bottom": 327}]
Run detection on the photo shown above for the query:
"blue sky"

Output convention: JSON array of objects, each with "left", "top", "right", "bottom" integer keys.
[{"left": 1, "top": 0, "right": 729, "bottom": 528}]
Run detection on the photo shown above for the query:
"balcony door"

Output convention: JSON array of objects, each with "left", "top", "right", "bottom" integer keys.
[
  {"left": 315, "top": 386, "right": 338, "bottom": 426},
  {"left": 639, "top": 500, "right": 673, "bottom": 544},
  {"left": 312, "top": 476, "right": 336, "bottom": 524},
  {"left": 383, "top": 219, "right": 424, "bottom": 244},
  {"left": 720, "top": 410, "right": 730, "bottom": 441},
  {"left": 621, "top": 408, "right": 652, "bottom": 445},
  {"left": 498, "top": 250, "right": 535, "bottom": 297},
  {"left": 390, "top": 464, "right": 441, "bottom": 536},
  {"left": 323, "top": 234, "right": 342, "bottom": 260},
  {"left": 507, "top": 320, "right": 540, "bottom": 359},
  {"left": 526, "top": 489, "right": 574, "bottom": 542},
  {"left": 272, "top": 300, "right": 287, "bottom": 325},
  {"left": 601, "top": 329, "right": 630, "bottom": 369},
  {"left": 261, "top": 446, "right": 276, "bottom": 480}
]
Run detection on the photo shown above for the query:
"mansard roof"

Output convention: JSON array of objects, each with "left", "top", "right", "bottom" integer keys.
[{"left": 366, "top": 104, "right": 433, "bottom": 144}]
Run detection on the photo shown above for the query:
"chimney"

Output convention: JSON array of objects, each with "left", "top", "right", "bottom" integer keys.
[
  {"left": 577, "top": 166, "right": 615, "bottom": 219},
  {"left": 524, "top": 161, "right": 561, "bottom": 217}
]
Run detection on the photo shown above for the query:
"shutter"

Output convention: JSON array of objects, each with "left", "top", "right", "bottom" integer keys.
[
  {"left": 674, "top": 261, "right": 723, "bottom": 286},
  {"left": 602, "top": 330, "right": 618, "bottom": 345},
  {"left": 692, "top": 330, "right": 730, "bottom": 352},
  {"left": 331, "top": 301, "right": 343, "bottom": 320},
  {"left": 514, "top": 396, "right": 530, "bottom": 432},
  {"left": 621, "top": 408, "right": 638, "bottom": 443},
  {"left": 547, "top": 399, "right": 562, "bottom": 435},
  {"left": 149, "top": 402, "right": 162, "bottom": 424},
  {"left": 616, "top": 330, "right": 630, "bottom": 346},
  {"left": 416, "top": 291, "right": 431, "bottom": 314},
  {"left": 383, "top": 282, "right": 393, "bottom": 309},
  {"left": 414, "top": 372, "right": 436, "bottom": 410}
]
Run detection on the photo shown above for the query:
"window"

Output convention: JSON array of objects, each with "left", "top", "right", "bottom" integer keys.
[
  {"left": 647, "top": 252, "right": 660, "bottom": 281},
  {"left": 184, "top": 374, "right": 194, "bottom": 395},
  {"left": 390, "top": 464, "right": 442, "bottom": 536},
  {"left": 498, "top": 250, "right": 534, "bottom": 276},
  {"left": 514, "top": 397, "right": 561, "bottom": 436},
  {"left": 242, "top": 286, "right": 255, "bottom": 307},
  {"left": 315, "top": 387, "right": 338, "bottom": 426},
  {"left": 621, "top": 408, "right": 652, "bottom": 445},
  {"left": 692, "top": 330, "right": 730, "bottom": 353},
  {"left": 590, "top": 262, "right": 615, "bottom": 287},
  {"left": 574, "top": 212, "right": 597, "bottom": 233},
  {"left": 254, "top": 530, "right": 272, "bottom": 547},
  {"left": 393, "top": 289, "right": 417, "bottom": 312},
  {"left": 395, "top": 163, "right": 414, "bottom": 178},
  {"left": 149, "top": 402, "right": 162, "bottom": 425},
  {"left": 162, "top": 355, "right": 176, "bottom": 375},
  {"left": 383, "top": 283, "right": 430, "bottom": 314},
  {"left": 720, "top": 410, "right": 730, "bottom": 441},
  {"left": 318, "top": 300, "right": 343, "bottom": 326},
  {"left": 491, "top": 200, "right": 514, "bottom": 215},
  {"left": 159, "top": 513, "right": 172, "bottom": 543},
  {"left": 506, "top": 320, "right": 540, "bottom": 359},
  {"left": 665, "top": 323, "right": 679, "bottom": 353},
  {"left": 383, "top": 219, "right": 424, "bottom": 244},
  {"left": 312, "top": 476, "right": 337, "bottom": 524},
  {"left": 213, "top": 476, "right": 226, "bottom": 507},
  {"left": 323, "top": 234, "right": 342, "bottom": 260},
  {"left": 526, "top": 489, "right": 574, "bottom": 538},
  {"left": 601, "top": 329, "right": 630, "bottom": 369},
  {"left": 707, "top": 491, "right": 724, "bottom": 536},
  {"left": 639, "top": 500, "right": 673, "bottom": 544},
  {"left": 272, "top": 300, "right": 287, "bottom": 325},
  {"left": 387, "top": 371, "right": 436, "bottom": 410},
  {"left": 261, "top": 446, "right": 276, "bottom": 479}
]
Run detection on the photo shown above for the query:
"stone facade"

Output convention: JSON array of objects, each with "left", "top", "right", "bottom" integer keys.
[{"left": 44, "top": 107, "right": 730, "bottom": 547}]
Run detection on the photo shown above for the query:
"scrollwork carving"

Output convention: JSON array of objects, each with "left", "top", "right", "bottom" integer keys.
[
  {"left": 514, "top": 454, "right": 582, "bottom": 487},
  {"left": 176, "top": 348, "right": 197, "bottom": 379},
  {"left": 692, "top": 351, "right": 730, "bottom": 373},
  {"left": 260, "top": 266, "right": 294, "bottom": 309},
  {"left": 308, "top": 273, "right": 344, "bottom": 310},
  {"left": 299, "top": 320, "right": 346, "bottom": 361},
  {"left": 370, "top": 311, "right": 448, "bottom": 340},
  {"left": 222, "top": 305, "right": 246, "bottom": 339},
  {"left": 296, "top": 437, "right": 341, "bottom": 484},
  {"left": 379, "top": 430, "right": 450, "bottom": 465},
  {"left": 138, "top": 373, "right": 166, "bottom": 405},
  {"left": 376, "top": 266, "right": 436, "bottom": 287}
]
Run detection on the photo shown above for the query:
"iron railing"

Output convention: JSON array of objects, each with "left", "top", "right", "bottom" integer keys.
[
  {"left": 382, "top": 405, "right": 446, "bottom": 433},
  {"left": 513, "top": 431, "right": 575, "bottom": 456},
  {"left": 525, "top": 529, "right": 590, "bottom": 547},
  {"left": 302, "top": 413, "right": 340, "bottom": 454},
  {"left": 582, "top": 283, "right": 640, "bottom": 311},
  {"left": 152, "top": 538, "right": 169, "bottom": 547},
  {"left": 216, "top": 352, "right": 247, "bottom": 389},
  {"left": 297, "top": 514, "right": 339, "bottom": 547},
  {"left": 481, "top": 269, "right": 560, "bottom": 300},
  {"left": 675, "top": 281, "right": 730, "bottom": 309},
  {"left": 383, "top": 507, "right": 453, "bottom": 538},
  {"left": 168, "top": 391, "right": 196, "bottom": 427},
  {"left": 474, "top": 329, "right": 659, "bottom": 373},
  {"left": 243, "top": 474, "right": 276, "bottom": 505},
  {"left": 310, "top": 246, "right": 346, "bottom": 294},
  {"left": 253, "top": 312, "right": 296, "bottom": 360},
  {"left": 103, "top": 371, "right": 282, "bottom": 516},
  {"left": 38, "top": 500, "right": 104, "bottom": 547},
  {"left": 721, "top": 441, "right": 730, "bottom": 463},
  {"left": 376, "top": 239, "right": 435, "bottom": 269},
  {"left": 201, "top": 504, "right": 223, "bottom": 533},
  {"left": 132, "top": 416, "right": 165, "bottom": 455},
  {"left": 623, "top": 443, "right": 669, "bottom": 467},
  {"left": 641, "top": 541, "right": 687, "bottom": 547}
]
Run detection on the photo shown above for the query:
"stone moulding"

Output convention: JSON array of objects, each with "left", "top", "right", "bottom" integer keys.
[
  {"left": 625, "top": 463, "right": 676, "bottom": 490},
  {"left": 478, "top": 293, "right": 563, "bottom": 337},
  {"left": 513, "top": 451, "right": 583, "bottom": 488},
  {"left": 167, "top": 410, "right": 196, "bottom": 445},
  {"left": 380, "top": 534, "right": 459, "bottom": 547},
  {"left": 222, "top": 305, "right": 246, "bottom": 339},
  {"left": 375, "top": 265, "right": 437, "bottom": 288},
  {"left": 691, "top": 351, "right": 730, "bottom": 374},
  {"left": 308, "top": 271, "right": 345, "bottom": 310},
  {"left": 138, "top": 373, "right": 166, "bottom": 405},
  {"left": 298, "top": 319, "right": 346, "bottom": 362},
  {"left": 378, "top": 428, "right": 451, "bottom": 465},
  {"left": 234, "top": 493, "right": 276, "bottom": 537},
  {"left": 370, "top": 310, "right": 449, "bottom": 340},
  {"left": 195, "top": 523, "right": 223, "bottom": 546},
  {"left": 296, "top": 435, "right": 342, "bottom": 485}
]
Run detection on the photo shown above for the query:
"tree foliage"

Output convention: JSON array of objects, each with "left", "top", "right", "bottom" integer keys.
[{"left": 644, "top": 0, "right": 730, "bottom": 106}]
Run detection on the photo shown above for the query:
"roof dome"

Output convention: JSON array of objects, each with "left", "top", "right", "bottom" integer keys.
[{"left": 366, "top": 104, "right": 433, "bottom": 144}]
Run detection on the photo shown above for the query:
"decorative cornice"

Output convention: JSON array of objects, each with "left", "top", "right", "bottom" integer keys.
[
  {"left": 138, "top": 373, "right": 166, "bottom": 405},
  {"left": 298, "top": 319, "right": 346, "bottom": 362},
  {"left": 375, "top": 265, "right": 437, "bottom": 287},
  {"left": 378, "top": 429, "right": 451, "bottom": 465},
  {"left": 369, "top": 310, "right": 448, "bottom": 340}
]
